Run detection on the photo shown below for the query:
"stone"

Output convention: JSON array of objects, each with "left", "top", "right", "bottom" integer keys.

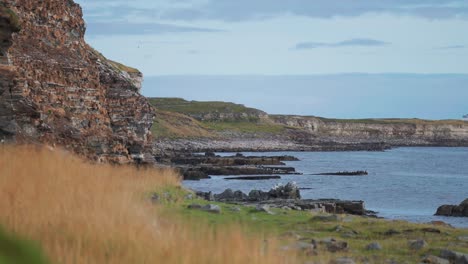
[
  {"left": 201, "top": 204, "right": 221, "bottom": 214},
  {"left": 366, "top": 242, "right": 382, "bottom": 251},
  {"left": 150, "top": 194, "right": 159, "bottom": 203},
  {"left": 230, "top": 206, "right": 241, "bottom": 212},
  {"left": 408, "top": 239, "right": 428, "bottom": 250},
  {"left": 188, "top": 204, "right": 203, "bottom": 209},
  {"left": 330, "top": 257, "right": 356, "bottom": 264},
  {"left": 215, "top": 189, "right": 248, "bottom": 201},
  {"left": 320, "top": 238, "right": 349, "bottom": 253},
  {"left": 421, "top": 255, "right": 450, "bottom": 264},
  {"left": 268, "top": 182, "right": 301, "bottom": 200},
  {"left": 255, "top": 204, "right": 275, "bottom": 215},
  {"left": 184, "top": 193, "right": 194, "bottom": 200},
  {"left": 440, "top": 250, "right": 468, "bottom": 264}
]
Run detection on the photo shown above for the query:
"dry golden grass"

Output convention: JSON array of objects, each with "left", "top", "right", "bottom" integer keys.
[{"left": 0, "top": 145, "right": 295, "bottom": 264}]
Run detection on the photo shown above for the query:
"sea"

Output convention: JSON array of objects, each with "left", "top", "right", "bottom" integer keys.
[{"left": 183, "top": 147, "right": 468, "bottom": 228}]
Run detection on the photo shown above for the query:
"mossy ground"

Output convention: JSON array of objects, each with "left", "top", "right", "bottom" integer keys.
[{"left": 154, "top": 186, "right": 468, "bottom": 263}]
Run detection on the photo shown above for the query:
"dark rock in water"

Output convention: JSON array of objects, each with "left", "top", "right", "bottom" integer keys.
[
  {"left": 435, "top": 198, "right": 468, "bottom": 217},
  {"left": 312, "top": 171, "right": 368, "bottom": 176},
  {"left": 205, "top": 151, "right": 216, "bottom": 157},
  {"left": 182, "top": 169, "right": 210, "bottom": 181},
  {"left": 224, "top": 176, "right": 281, "bottom": 180}
]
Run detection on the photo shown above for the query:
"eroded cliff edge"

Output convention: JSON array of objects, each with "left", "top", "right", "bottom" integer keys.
[{"left": 0, "top": 0, "right": 154, "bottom": 163}]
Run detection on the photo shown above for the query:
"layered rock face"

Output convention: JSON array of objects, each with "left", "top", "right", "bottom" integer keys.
[
  {"left": 272, "top": 115, "right": 468, "bottom": 146},
  {"left": 0, "top": 0, "right": 154, "bottom": 163}
]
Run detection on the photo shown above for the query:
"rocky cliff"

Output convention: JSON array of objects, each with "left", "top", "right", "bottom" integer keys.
[
  {"left": 151, "top": 98, "right": 468, "bottom": 152},
  {"left": 0, "top": 0, "right": 154, "bottom": 163},
  {"left": 271, "top": 115, "right": 468, "bottom": 147}
]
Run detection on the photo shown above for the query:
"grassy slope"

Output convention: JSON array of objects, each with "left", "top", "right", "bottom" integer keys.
[
  {"left": 150, "top": 97, "right": 264, "bottom": 116},
  {"left": 150, "top": 97, "right": 468, "bottom": 139},
  {"left": 150, "top": 98, "right": 287, "bottom": 139}
]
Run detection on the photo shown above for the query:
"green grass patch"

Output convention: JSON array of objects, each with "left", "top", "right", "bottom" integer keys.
[
  {"left": 202, "top": 121, "right": 286, "bottom": 134},
  {"left": 152, "top": 187, "right": 468, "bottom": 263},
  {"left": 0, "top": 228, "right": 50, "bottom": 264},
  {"left": 149, "top": 98, "right": 264, "bottom": 117}
]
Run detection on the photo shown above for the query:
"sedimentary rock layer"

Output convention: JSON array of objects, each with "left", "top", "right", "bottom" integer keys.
[{"left": 0, "top": 0, "right": 154, "bottom": 163}]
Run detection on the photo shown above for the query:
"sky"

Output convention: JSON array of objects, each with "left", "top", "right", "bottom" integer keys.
[{"left": 75, "top": 0, "right": 468, "bottom": 119}]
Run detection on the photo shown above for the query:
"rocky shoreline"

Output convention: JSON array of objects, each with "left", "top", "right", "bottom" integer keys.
[{"left": 193, "top": 182, "right": 376, "bottom": 217}]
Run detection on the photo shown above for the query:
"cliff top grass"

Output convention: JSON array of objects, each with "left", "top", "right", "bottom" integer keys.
[
  {"left": 107, "top": 59, "right": 140, "bottom": 74},
  {"left": 89, "top": 47, "right": 140, "bottom": 74},
  {"left": 150, "top": 97, "right": 265, "bottom": 116}
]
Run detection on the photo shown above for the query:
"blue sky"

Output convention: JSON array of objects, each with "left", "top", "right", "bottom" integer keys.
[{"left": 75, "top": 0, "right": 468, "bottom": 119}]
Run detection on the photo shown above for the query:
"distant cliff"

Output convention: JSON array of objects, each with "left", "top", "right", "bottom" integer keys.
[
  {"left": 0, "top": 0, "right": 154, "bottom": 163},
  {"left": 150, "top": 98, "right": 468, "bottom": 152},
  {"left": 271, "top": 115, "right": 468, "bottom": 147}
]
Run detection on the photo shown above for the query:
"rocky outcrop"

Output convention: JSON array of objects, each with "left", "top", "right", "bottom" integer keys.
[
  {"left": 435, "top": 199, "right": 468, "bottom": 217},
  {"left": 0, "top": 1, "right": 154, "bottom": 163},
  {"left": 195, "top": 182, "right": 371, "bottom": 216}
]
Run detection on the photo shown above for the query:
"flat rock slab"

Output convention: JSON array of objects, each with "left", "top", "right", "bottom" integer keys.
[{"left": 224, "top": 176, "right": 281, "bottom": 180}]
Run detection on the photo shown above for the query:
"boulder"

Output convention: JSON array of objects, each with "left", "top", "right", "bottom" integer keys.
[
  {"left": 255, "top": 204, "right": 275, "bottom": 215},
  {"left": 408, "top": 239, "right": 428, "bottom": 250},
  {"left": 330, "top": 258, "right": 356, "bottom": 264},
  {"left": 268, "top": 182, "right": 301, "bottom": 200},
  {"left": 421, "top": 255, "right": 450, "bottom": 264},
  {"left": 366, "top": 242, "right": 382, "bottom": 251},
  {"left": 435, "top": 199, "right": 468, "bottom": 217},
  {"left": 201, "top": 204, "right": 221, "bottom": 214},
  {"left": 440, "top": 250, "right": 468, "bottom": 264}
]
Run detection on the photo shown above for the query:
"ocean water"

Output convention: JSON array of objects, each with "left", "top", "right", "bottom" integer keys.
[{"left": 183, "top": 147, "right": 468, "bottom": 228}]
